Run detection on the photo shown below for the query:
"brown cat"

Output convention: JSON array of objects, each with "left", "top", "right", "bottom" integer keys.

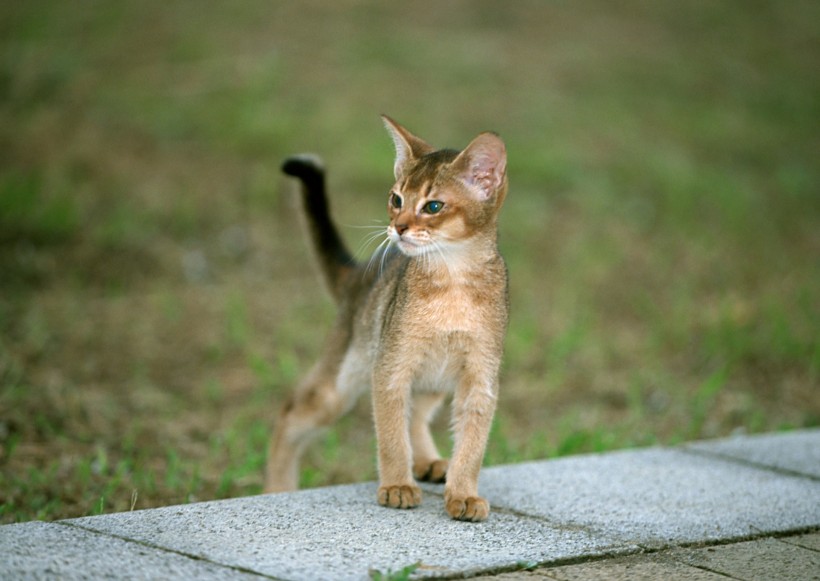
[{"left": 265, "top": 116, "right": 509, "bottom": 521}]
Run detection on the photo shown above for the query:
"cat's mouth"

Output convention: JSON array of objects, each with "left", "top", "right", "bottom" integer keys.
[
  {"left": 388, "top": 228, "right": 428, "bottom": 256},
  {"left": 396, "top": 237, "right": 426, "bottom": 256}
]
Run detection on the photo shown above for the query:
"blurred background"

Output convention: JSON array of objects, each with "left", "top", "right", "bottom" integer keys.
[{"left": 1, "top": 1, "right": 817, "bottom": 523}]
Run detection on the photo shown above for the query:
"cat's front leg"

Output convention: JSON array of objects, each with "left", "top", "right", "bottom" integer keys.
[
  {"left": 372, "top": 366, "right": 421, "bottom": 509},
  {"left": 411, "top": 391, "right": 448, "bottom": 483},
  {"left": 445, "top": 373, "right": 498, "bottom": 522}
]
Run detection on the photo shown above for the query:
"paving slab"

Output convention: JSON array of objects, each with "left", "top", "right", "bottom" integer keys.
[
  {"left": 473, "top": 532, "right": 820, "bottom": 580},
  {"left": 472, "top": 446, "right": 820, "bottom": 548},
  {"left": 685, "top": 429, "right": 820, "bottom": 479},
  {"left": 1, "top": 520, "right": 261, "bottom": 580},
  {"left": 4, "top": 430, "right": 819, "bottom": 580},
  {"left": 670, "top": 536, "right": 820, "bottom": 581},
  {"left": 65, "top": 482, "right": 634, "bottom": 581},
  {"left": 474, "top": 553, "right": 728, "bottom": 580},
  {"left": 781, "top": 531, "right": 820, "bottom": 551}
]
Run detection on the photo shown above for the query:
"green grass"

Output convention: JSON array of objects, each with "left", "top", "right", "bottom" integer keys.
[
  {"left": 369, "top": 562, "right": 421, "bottom": 581},
  {"left": 0, "top": 171, "right": 79, "bottom": 245},
  {"left": 1, "top": 0, "right": 818, "bottom": 523}
]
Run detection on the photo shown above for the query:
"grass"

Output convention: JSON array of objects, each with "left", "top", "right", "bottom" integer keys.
[
  {"left": 1, "top": 0, "right": 818, "bottom": 523},
  {"left": 369, "top": 561, "right": 421, "bottom": 581}
]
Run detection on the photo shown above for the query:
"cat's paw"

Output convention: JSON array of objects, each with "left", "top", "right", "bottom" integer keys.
[
  {"left": 413, "top": 458, "right": 448, "bottom": 483},
  {"left": 377, "top": 484, "right": 422, "bottom": 509},
  {"left": 445, "top": 494, "right": 490, "bottom": 522}
]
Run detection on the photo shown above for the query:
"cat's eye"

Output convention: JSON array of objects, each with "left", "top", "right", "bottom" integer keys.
[
  {"left": 422, "top": 200, "right": 444, "bottom": 214},
  {"left": 390, "top": 192, "right": 402, "bottom": 209}
]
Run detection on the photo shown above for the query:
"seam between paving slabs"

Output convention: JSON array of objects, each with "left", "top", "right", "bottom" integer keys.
[
  {"left": 59, "top": 512, "right": 635, "bottom": 581},
  {"left": 426, "top": 450, "right": 820, "bottom": 580},
  {"left": 779, "top": 531, "right": 820, "bottom": 552},
  {"left": 624, "top": 523, "right": 820, "bottom": 558},
  {"left": 425, "top": 482, "right": 820, "bottom": 556},
  {"left": 47, "top": 453, "right": 819, "bottom": 581},
  {"left": 650, "top": 532, "right": 820, "bottom": 581},
  {"left": 461, "top": 530, "right": 820, "bottom": 581},
  {"left": 422, "top": 486, "right": 637, "bottom": 543},
  {"left": 54, "top": 520, "right": 284, "bottom": 580},
  {"left": 420, "top": 488, "right": 645, "bottom": 579},
  {"left": 679, "top": 446, "right": 820, "bottom": 483}
]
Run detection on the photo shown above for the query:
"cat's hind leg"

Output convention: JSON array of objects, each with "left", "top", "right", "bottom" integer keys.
[
  {"left": 264, "top": 364, "right": 335, "bottom": 493},
  {"left": 410, "top": 391, "right": 448, "bottom": 483},
  {"left": 264, "top": 360, "right": 360, "bottom": 493}
]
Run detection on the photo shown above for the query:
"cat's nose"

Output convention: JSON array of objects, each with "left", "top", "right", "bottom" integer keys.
[{"left": 395, "top": 223, "right": 409, "bottom": 236}]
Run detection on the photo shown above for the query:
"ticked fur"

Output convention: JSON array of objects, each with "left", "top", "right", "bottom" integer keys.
[{"left": 265, "top": 116, "right": 509, "bottom": 522}]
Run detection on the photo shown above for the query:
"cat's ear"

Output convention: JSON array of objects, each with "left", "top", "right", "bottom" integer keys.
[
  {"left": 382, "top": 115, "right": 435, "bottom": 180},
  {"left": 453, "top": 132, "right": 507, "bottom": 201}
]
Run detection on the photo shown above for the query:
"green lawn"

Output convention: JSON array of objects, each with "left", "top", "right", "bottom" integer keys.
[{"left": 1, "top": 1, "right": 818, "bottom": 523}]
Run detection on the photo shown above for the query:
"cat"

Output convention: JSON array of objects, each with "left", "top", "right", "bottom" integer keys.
[{"left": 265, "top": 115, "right": 509, "bottom": 522}]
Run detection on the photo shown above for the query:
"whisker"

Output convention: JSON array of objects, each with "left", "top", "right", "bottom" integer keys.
[
  {"left": 419, "top": 245, "right": 428, "bottom": 271},
  {"left": 427, "top": 244, "right": 437, "bottom": 273},
  {"left": 432, "top": 240, "right": 453, "bottom": 278},
  {"left": 344, "top": 221, "right": 387, "bottom": 257},
  {"left": 366, "top": 237, "right": 391, "bottom": 277},
  {"left": 378, "top": 239, "right": 394, "bottom": 276},
  {"left": 358, "top": 230, "right": 386, "bottom": 247},
  {"left": 354, "top": 228, "right": 389, "bottom": 259},
  {"left": 365, "top": 237, "right": 387, "bottom": 274}
]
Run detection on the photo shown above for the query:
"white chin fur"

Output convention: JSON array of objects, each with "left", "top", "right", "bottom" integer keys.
[
  {"left": 397, "top": 239, "right": 426, "bottom": 256},
  {"left": 388, "top": 229, "right": 427, "bottom": 257}
]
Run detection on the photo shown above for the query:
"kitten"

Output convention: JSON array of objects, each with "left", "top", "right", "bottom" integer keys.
[{"left": 265, "top": 116, "right": 509, "bottom": 522}]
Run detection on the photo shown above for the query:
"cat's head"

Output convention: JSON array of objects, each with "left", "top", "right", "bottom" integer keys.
[{"left": 381, "top": 115, "right": 507, "bottom": 260}]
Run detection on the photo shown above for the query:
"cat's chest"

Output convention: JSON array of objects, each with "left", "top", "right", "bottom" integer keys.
[{"left": 409, "top": 283, "right": 486, "bottom": 335}]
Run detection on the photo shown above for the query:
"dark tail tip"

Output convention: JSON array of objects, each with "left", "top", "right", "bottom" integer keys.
[{"left": 281, "top": 154, "right": 325, "bottom": 180}]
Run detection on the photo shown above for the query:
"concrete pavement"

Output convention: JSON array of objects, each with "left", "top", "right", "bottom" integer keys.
[{"left": 3, "top": 429, "right": 819, "bottom": 580}]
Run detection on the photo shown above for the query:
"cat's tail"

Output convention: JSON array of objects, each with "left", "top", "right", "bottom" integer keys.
[{"left": 281, "top": 155, "right": 356, "bottom": 302}]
